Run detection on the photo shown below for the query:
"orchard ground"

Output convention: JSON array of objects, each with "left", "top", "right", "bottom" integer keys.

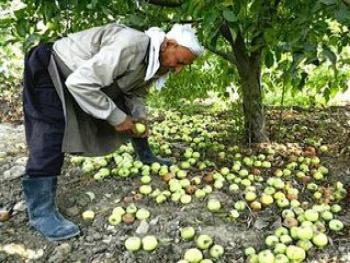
[{"left": 0, "top": 103, "right": 350, "bottom": 263}]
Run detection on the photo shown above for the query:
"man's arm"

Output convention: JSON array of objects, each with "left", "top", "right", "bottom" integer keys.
[{"left": 64, "top": 44, "right": 135, "bottom": 126}]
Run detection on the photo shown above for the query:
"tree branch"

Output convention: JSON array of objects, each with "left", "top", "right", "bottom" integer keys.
[
  {"left": 204, "top": 44, "right": 236, "bottom": 63},
  {"left": 145, "top": 0, "right": 183, "bottom": 7}
]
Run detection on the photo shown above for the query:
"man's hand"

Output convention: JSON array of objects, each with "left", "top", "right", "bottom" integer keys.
[{"left": 114, "top": 116, "right": 149, "bottom": 138}]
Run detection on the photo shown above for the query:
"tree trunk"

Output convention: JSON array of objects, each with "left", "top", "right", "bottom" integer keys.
[{"left": 236, "top": 54, "right": 269, "bottom": 143}]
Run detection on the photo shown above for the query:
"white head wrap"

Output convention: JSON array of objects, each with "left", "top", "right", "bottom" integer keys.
[{"left": 144, "top": 24, "right": 203, "bottom": 90}]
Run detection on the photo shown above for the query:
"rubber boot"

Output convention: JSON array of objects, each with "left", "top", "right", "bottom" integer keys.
[
  {"left": 131, "top": 137, "right": 172, "bottom": 166},
  {"left": 22, "top": 175, "right": 80, "bottom": 241}
]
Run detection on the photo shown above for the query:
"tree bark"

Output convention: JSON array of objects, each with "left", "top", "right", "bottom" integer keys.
[{"left": 238, "top": 54, "right": 269, "bottom": 143}]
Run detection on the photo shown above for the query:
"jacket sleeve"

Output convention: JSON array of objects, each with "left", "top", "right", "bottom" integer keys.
[{"left": 65, "top": 44, "right": 136, "bottom": 126}]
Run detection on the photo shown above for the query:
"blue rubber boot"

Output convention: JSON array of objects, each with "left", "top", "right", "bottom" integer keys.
[
  {"left": 131, "top": 138, "right": 172, "bottom": 166},
  {"left": 22, "top": 175, "right": 80, "bottom": 241}
]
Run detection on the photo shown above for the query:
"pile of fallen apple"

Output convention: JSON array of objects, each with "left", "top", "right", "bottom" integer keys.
[{"left": 70, "top": 109, "right": 347, "bottom": 263}]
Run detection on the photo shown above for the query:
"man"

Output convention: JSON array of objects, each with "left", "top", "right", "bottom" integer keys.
[{"left": 22, "top": 23, "right": 203, "bottom": 241}]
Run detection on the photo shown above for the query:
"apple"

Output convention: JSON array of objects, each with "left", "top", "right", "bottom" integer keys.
[
  {"left": 180, "top": 226, "right": 195, "bottom": 240},
  {"left": 257, "top": 250, "right": 274, "bottom": 263},
  {"left": 199, "top": 260, "right": 213, "bottom": 263},
  {"left": 220, "top": 167, "right": 230, "bottom": 176},
  {"left": 234, "top": 201, "right": 246, "bottom": 211},
  {"left": 184, "top": 248, "right": 203, "bottom": 263},
  {"left": 82, "top": 210, "right": 95, "bottom": 221},
  {"left": 239, "top": 169, "right": 249, "bottom": 177},
  {"left": 126, "top": 204, "right": 137, "bottom": 214},
  {"left": 244, "top": 247, "right": 256, "bottom": 256},
  {"left": 283, "top": 217, "right": 299, "bottom": 228},
  {"left": 265, "top": 235, "right": 279, "bottom": 247},
  {"left": 156, "top": 194, "right": 167, "bottom": 204},
  {"left": 214, "top": 180, "right": 224, "bottom": 189},
  {"left": 280, "top": 234, "right": 293, "bottom": 245},
  {"left": 274, "top": 254, "right": 289, "bottom": 263},
  {"left": 209, "top": 244, "right": 224, "bottom": 258},
  {"left": 108, "top": 213, "right": 122, "bottom": 225},
  {"left": 122, "top": 213, "right": 135, "bottom": 225},
  {"left": 180, "top": 194, "right": 192, "bottom": 204},
  {"left": 329, "top": 219, "right": 344, "bottom": 231},
  {"left": 250, "top": 201, "right": 262, "bottom": 211},
  {"left": 312, "top": 233, "right": 328, "bottom": 248},
  {"left": 135, "top": 122, "right": 146, "bottom": 135},
  {"left": 331, "top": 204, "right": 342, "bottom": 213},
  {"left": 274, "top": 243, "right": 287, "bottom": 254},
  {"left": 275, "top": 227, "right": 289, "bottom": 237},
  {"left": 297, "top": 225, "right": 313, "bottom": 240},
  {"left": 196, "top": 235, "right": 213, "bottom": 250},
  {"left": 245, "top": 191, "right": 257, "bottom": 202},
  {"left": 304, "top": 209, "right": 319, "bottom": 222},
  {"left": 277, "top": 198, "right": 290, "bottom": 208},
  {"left": 286, "top": 245, "right": 306, "bottom": 262},
  {"left": 139, "top": 185, "right": 152, "bottom": 195},
  {"left": 125, "top": 236, "right": 141, "bottom": 252},
  {"left": 297, "top": 240, "right": 313, "bottom": 251},
  {"left": 177, "top": 170, "right": 188, "bottom": 179},
  {"left": 194, "top": 189, "right": 206, "bottom": 199},
  {"left": 264, "top": 187, "right": 276, "bottom": 195},
  {"left": 321, "top": 211, "right": 333, "bottom": 221},
  {"left": 207, "top": 199, "right": 221, "bottom": 212},
  {"left": 229, "top": 209, "right": 240, "bottom": 219},
  {"left": 135, "top": 208, "right": 150, "bottom": 220},
  {"left": 142, "top": 235, "right": 158, "bottom": 251},
  {"left": 281, "top": 209, "right": 295, "bottom": 219}
]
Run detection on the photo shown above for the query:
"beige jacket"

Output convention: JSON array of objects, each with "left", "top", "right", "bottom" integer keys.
[{"left": 49, "top": 23, "right": 153, "bottom": 156}]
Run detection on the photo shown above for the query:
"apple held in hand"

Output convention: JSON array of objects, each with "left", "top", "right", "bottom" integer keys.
[
  {"left": 134, "top": 122, "right": 147, "bottom": 135},
  {"left": 125, "top": 236, "right": 141, "bottom": 252}
]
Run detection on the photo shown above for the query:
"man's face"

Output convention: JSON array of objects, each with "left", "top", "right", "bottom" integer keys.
[{"left": 159, "top": 39, "right": 196, "bottom": 75}]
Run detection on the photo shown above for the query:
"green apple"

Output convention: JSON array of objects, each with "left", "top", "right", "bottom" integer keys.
[
  {"left": 297, "top": 225, "right": 313, "bottom": 240},
  {"left": 108, "top": 213, "right": 122, "bottom": 225},
  {"left": 180, "top": 226, "right": 195, "bottom": 240},
  {"left": 199, "top": 259, "right": 213, "bottom": 263},
  {"left": 194, "top": 189, "right": 206, "bottom": 199},
  {"left": 180, "top": 194, "right": 192, "bottom": 204},
  {"left": 82, "top": 210, "right": 95, "bottom": 221},
  {"left": 126, "top": 204, "right": 137, "bottom": 214},
  {"left": 156, "top": 194, "right": 167, "bottom": 204},
  {"left": 135, "top": 123, "right": 146, "bottom": 134},
  {"left": 196, "top": 235, "right": 213, "bottom": 250},
  {"left": 276, "top": 198, "right": 290, "bottom": 208},
  {"left": 244, "top": 247, "right": 256, "bottom": 256},
  {"left": 234, "top": 201, "right": 246, "bottom": 211},
  {"left": 321, "top": 211, "right": 333, "bottom": 221},
  {"left": 329, "top": 219, "right": 344, "bottom": 231},
  {"left": 245, "top": 191, "right": 257, "bottom": 202},
  {"left": 281, "top": 209, "right": 295, "bottom": 219},
  {"left": 280, "top": 235, "right": 293, "bottom": 244},
  {"left": 257, "top": 250, "right": 274, "bottom": 263},
  {"left": 177, "top": 170, "right": 188, "bottom": 179},
  {"left": 229, "top": 209, "right": 240, "bottom": 219},
  {"left": 297, "top": 240, "right": 313, "bottom": 251},
  {"left": 331, "top": 204, "right": 342, "bottom": 213},
  {"left": 275, "top": 227, "right": 289, "bottom": 237},
  {"left": 274, "top": 254, "right": 289, "bottom": 263},
  {"left": 260, "top": 194, "right": 273, "bottom": 206},
  {"left": 125, "top": 236, "right": 141, "bottom": 252},
  {"left": 207, "top": 199, "right": 221, "bottom": 212},
  {"left": 139, "top": 185, "right": 152, "bottom": 195},
  {"left": 304, "top": 209, "right": 319, "bottom": 222},
  {"left": 112, "top": 206, "right": 125, "bottom": 216},
  {"left": 135, "top": 208, "right": 150, "bottom": 220},
  {"left": 286, "top": 245, "right": 306, "bottom": 262},
  {"left": 142, "top": 235, "right": 158, "bottom": 251},
  {"left": 209, "top": 244, "right": 224, "bottom": 258},
  {"left": 220, "top": 167, "right": 230, "bottom": 176},
  {"left": 184, "top": 248, "right": 203, "bottom": 263},
  {"left": 273, "top": 243, "right": 287, "bottom": 254},
  {"left": 265, "top": 235, "right": 279, "bottom": 247},
  {"left": 312, "top": 233, "right": 328, "bottom": 248}
]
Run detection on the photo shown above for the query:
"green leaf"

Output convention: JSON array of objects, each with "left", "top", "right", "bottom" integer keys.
[{"left": 223, "top": 10, "right": 237, "bottom": 22}]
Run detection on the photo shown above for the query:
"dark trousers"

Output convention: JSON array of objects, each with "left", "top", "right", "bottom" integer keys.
[{"left": 23, "top": 43, "right": 65, "bottom": 177}]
